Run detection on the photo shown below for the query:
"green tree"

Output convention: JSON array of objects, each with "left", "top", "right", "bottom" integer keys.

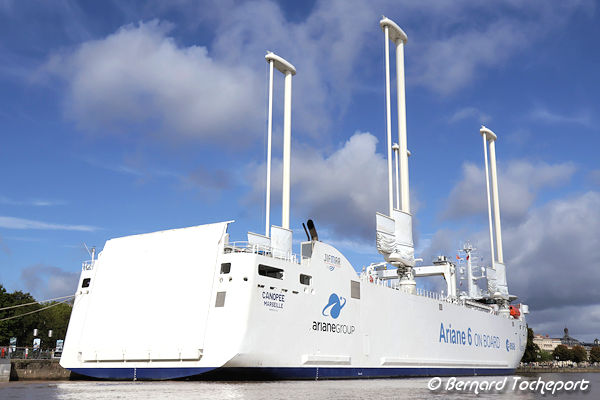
[
  {"left": 590, "top": 346, "right": 600, "bottom": 363},
  {"left": 0, "top": 286, "right": 39, "bottom": 346},
  {"left": 572, "top": 345, "right": 588, "bottom": 363},
  {"left": 553, "top": 344, "right": 573, "bottom": 361},
  {"left": 0, "top": 284, "right": 72, "bottom": 350},
  {"left": 521, "top": 327, "right": 540, "bottom": 362},
  {"left": 538, "top": 350, "right": 553, "bottom": 362}
]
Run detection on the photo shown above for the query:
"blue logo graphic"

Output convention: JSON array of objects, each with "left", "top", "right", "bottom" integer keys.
[{"left": 322, "top": 293, "right": 346, "bottom": 319}]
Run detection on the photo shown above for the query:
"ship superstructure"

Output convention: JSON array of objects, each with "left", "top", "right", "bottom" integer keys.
[{"left": 60, "top": 16, "right": 528, "bottom": 380}]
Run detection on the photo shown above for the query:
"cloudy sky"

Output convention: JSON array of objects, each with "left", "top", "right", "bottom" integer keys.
[{"left": 1, "top": 0, "right": 599, "bottom": 341}]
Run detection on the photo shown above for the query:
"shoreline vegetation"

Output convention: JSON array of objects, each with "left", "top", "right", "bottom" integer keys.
[{"left": 518, "top": 366, "right": 600, "bottom": 373}]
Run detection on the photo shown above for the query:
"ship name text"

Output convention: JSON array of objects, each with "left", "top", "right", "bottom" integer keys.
[
  {"left": 262, "top": 291, "right": 285, "bottom": 309},
  {"left": 439, "top": 322, "right": 501, "bottom": 349}
]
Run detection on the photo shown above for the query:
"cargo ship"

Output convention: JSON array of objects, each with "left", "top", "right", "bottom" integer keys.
[{"left": 60, "top": 17, "right": 528, "bottom": 380}]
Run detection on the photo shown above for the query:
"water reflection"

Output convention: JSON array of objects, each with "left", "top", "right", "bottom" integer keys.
[{"left": 0, "top": 374, "right": 596, "bottom": 400}]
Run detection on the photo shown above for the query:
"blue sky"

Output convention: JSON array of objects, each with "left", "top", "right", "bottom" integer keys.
[{"left": 1, "top": 0, "right": 599, "bottom": 341}]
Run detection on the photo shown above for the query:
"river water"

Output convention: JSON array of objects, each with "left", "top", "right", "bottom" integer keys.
[{"left": 0, "top": 373, "right": 597, "bottom": 399}]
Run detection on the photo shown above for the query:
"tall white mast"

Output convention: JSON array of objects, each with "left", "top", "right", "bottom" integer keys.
[
  {"left": 481, "top": 127, "right": 496, "bottom": 270},
  {"left": 480, "top": 126, "right": 509, "bottom": 303},
  {"left": 392, "top": 143, "right": 400, "bottom": 210},
  {"left": 381, "top": 17, "right": 409, "bottom": 215},
  {"left": 480, "top": 126, "right": 502, "bottom": 264},
  {"left": 378, "top": 17, "right": 416, "bottom": 294},
  {"left": 394, "top": 28, "right": 410, "bottom": 213},
  {"left": 265, "top": 59, "right": 274, "bottom": 236},
  {"left": 488, "top": 135, "right": 504, "bottom": 263},
  {"left": 282, "top": 70, "right": 293, "bottom": 230},
  {"left": 264, "top": 52, "right": 296, "bottom": 231},
  {"left": 383, "top": 24, "right": 394, "bottom": 215}
]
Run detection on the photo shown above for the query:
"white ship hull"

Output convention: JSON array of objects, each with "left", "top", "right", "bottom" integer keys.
[{"left": 60, "top": 222, "right": 527, "bottom": 380}]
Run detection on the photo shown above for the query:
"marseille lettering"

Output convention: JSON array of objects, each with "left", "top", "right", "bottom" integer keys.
[
  {"left": 262, "top": 291, "right": 285, "bottom": 309},
  {"left": 312, "top": 321, "right": 355, "bottom": 335},
  {"left": 438, "top": 322, "right": 501, "bottom": 349}
]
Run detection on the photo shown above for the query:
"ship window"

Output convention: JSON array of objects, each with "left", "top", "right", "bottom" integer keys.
[
  {"left": 215, "top": 291, "right": 226, "bottom": 307},
  {"left": 351, "top": 280, "right": 360, "bottom": 299},
  {"left": 258, "top": 264, "right": 284, "bottom": 280},
  {"left": 220, "top": 263, "right": 231, "bottom": 274},
  {"left": 439, "top": 304, "right": 443, "bottom": 311},
  {"left": 82, "top": 278, "right": 91, "bottom": 288},
  {"left": 301, "top": 242, "right": 313, "bottom": 259},
  {"left": 300, "top": 274, "right": 312, "bottom": 285}
]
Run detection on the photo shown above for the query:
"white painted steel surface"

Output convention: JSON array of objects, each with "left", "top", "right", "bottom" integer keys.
[
  {"left": 282, "top": 70, "right": 292, "bottom": 230},
  {"left": 61, "top": 230, "right": 526, "bottom": 376},
  {"left": 392, "top": 143, "right": 400, "bottom": 210},
  {"left": 60, "top": 17, "right": 526, "bottom": 380},
  {"left": 481, "top": 131, "right": 496, "bottom": 271},
  {"left": 61, "top": 222, "right": 238, "bottom": 370},
  {"left": 488, "top": 138, "right": 504, "bottom": 263},
  {"left": 383, "top": 24, "right": 394, "bottom": 216},
  {"left": 395, "top": 36, "right": 410, "bottom": 213},
  {"left": 263, "top": 52, "right": 296, "bottom": 231},
  {"left": 265, "top": 58, "right": 274, "bottom": 237}
]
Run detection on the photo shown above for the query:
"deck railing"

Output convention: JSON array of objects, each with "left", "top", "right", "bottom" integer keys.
[
  {"left": 224, "top": 241, "right": 298, "bottom": 263},
  {"left": 361, "top": 275, "right": 498, "bottom": 314}
]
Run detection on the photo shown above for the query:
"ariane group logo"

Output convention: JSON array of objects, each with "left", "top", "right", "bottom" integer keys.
[
  {"left": 313, "top": 293, "right": 355, "bottom": 335},
  {"left": 322, "top": 293, "right": 346, "bottom": 319}
]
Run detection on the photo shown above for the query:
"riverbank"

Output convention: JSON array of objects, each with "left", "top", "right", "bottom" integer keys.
[
  {"left": 517, "top": 366, "right": 600, "bottom": 373},
  {"left": 5, "top": 359, "right": 70, "bottom": 381},
  {"left": 2, "top": 360, "right": 600, "bottom": 381}
]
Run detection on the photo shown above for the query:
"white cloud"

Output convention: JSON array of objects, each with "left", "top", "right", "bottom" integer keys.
[
  {"left": 589, "top": 170, "right": 600, "bottom": 186},
  {"left": 293, "top": 132, "right": 387, "bottom": 240},
  {"left": 46, "top": 20, "right": 264, "bottom": 145},
  {"left": 411, "top": 19, "right": 528, "bottom": 95},
  {"left": 407, "top": 1, "right": 592, "bottom": 95},
  {"left": 20, "top": 264, "right": 79, "bottom": 300},
  {"left": 40, "top": 0, "right": 592, "bottom": 146},
  {"left": 80, "top": 156, "right": 145, "bottom": 177},
  {"left": 527, "top": 304, "right": 600, "bottom": 343},
  {"left": 505, "top": 191, "right": 600, "bottom": 310},
  {"left": 0, "top": 196, "right": 66, "bottom": 207},
  {"left": 449, "top": 107, "right": 490, "bottom": 124},
  {"left": 44, "top": 1, "right": 380, "bottom": 143},
  {"left": 211, "top": 0, "right": 378, "bottom": 136},
  {"left": 420, "top": 191, "right": 600, "bottom": 341},
  {"left": 248, "top": 132, "right": 388, "bottom": 240},
  {"left": 529, "top": 106, "right": 593, "bottom": 127},
  {"left": 0, "top": 216, "right": 98, "bottom": 231},
  {"left": 442, "top": 160, "right": 576, "bottom": 223}
]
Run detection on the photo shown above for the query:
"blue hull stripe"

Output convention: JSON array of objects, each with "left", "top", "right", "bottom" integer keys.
[
  {"left": 70, "top": 367, "right": 216, "bottom": 380},
  {"left": 209, "top": 367, "right": 515, "bottom": 380},
  {"left": 69, "top": 366, "right": 515, "bottom": 380}
]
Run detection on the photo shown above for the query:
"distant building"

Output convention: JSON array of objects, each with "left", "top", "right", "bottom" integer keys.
[
  {"left": 535, "top": 327, "right": 600, "bottom": 359},
  {"left": 533, "top": 334, "right": 561, "bottom": 352},
  {"left": 561, "top": 327, "right": 581, "bottom": 347}
]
